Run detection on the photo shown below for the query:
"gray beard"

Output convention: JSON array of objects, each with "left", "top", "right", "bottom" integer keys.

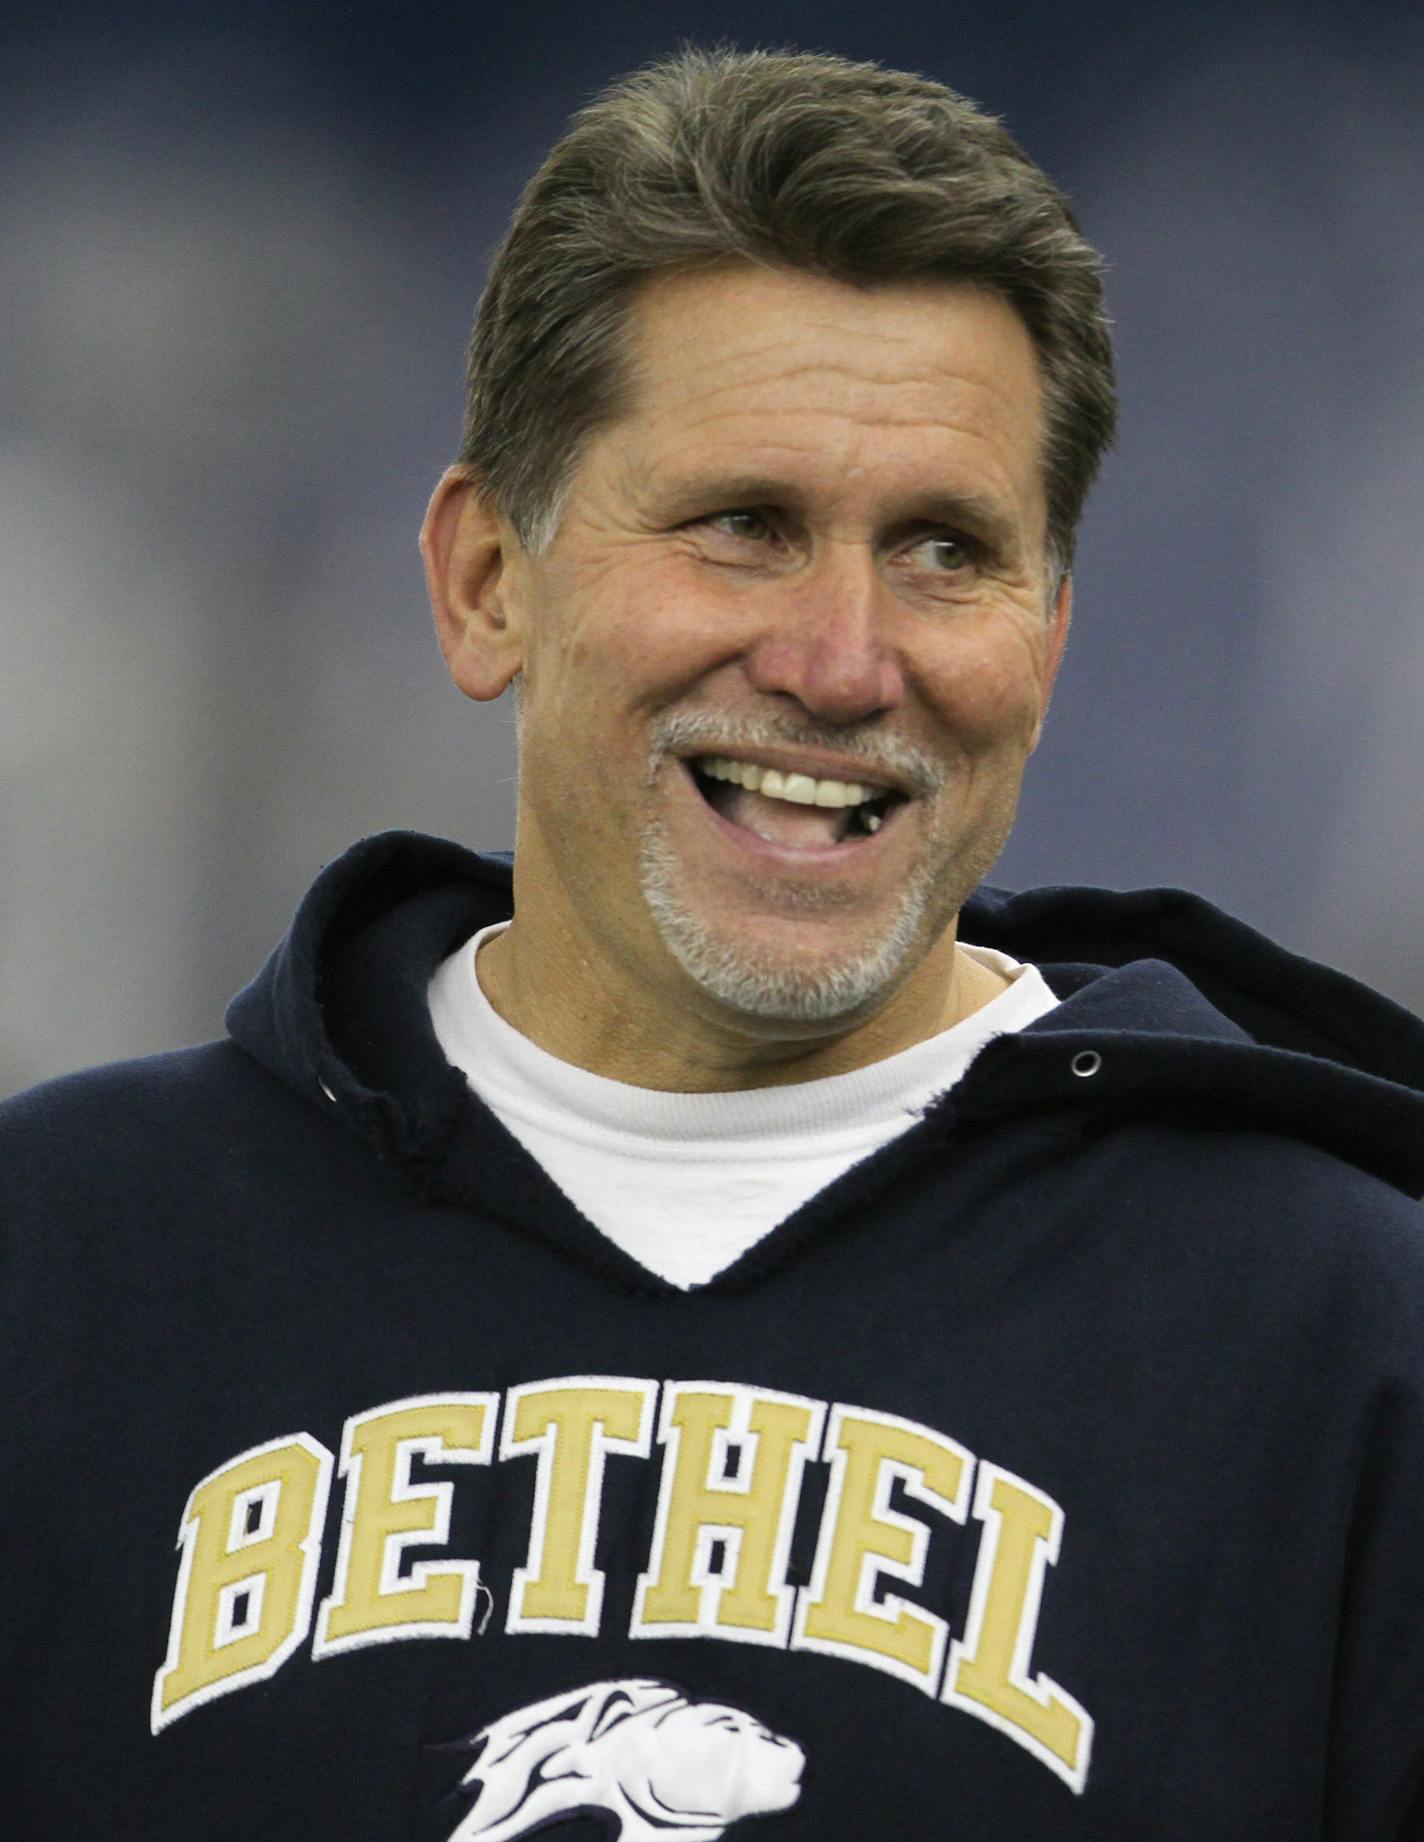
[
  {"left": 638, "top": 825, "right": 941, "bottom": 1021},
  {"left": 636, "top": 709, "right": 950, "bottom": 1024}
]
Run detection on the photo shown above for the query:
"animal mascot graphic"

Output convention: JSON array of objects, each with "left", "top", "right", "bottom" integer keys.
[{"left": 444, "top": 1677, "right": 805, "bottom": 1841}]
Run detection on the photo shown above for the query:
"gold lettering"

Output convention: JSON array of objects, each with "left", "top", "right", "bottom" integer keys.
[
  {"left": 794, "top": 1406, "right": 970, "bottom": 1692},
  {"left": 152, "top": 1434, "right": 331, "bottom": 1730},
  {"left": 633, "top": 1384, "right": 822, "bottom": 1644},
  {"left": 314, "top": 1394, "right": 494, "bottom": 1654},
  {"left": 504, "top": 1378, "right": 655, "bottom": 1632},
  {"left": 944, "top": 1463, "right": 1092, "bottom": 1791}
]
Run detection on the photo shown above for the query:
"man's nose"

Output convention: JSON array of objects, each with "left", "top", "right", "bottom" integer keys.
[{"left": 742, "top": 552, "right": 906, "bottom": 724}]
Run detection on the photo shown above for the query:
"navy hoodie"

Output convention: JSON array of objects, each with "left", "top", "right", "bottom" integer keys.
[{"left": 2, "top": 830, "right": 1423, "bottom": 1841}]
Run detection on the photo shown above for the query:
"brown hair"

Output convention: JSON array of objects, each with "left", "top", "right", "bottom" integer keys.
[{"left": 461, "top": 46, "right": 1115, "bottom": 582}]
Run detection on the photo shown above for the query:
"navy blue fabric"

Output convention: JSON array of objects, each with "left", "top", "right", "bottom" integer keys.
[{"left": 2, "top": 830, "right": 1422, "bottom": 1840}]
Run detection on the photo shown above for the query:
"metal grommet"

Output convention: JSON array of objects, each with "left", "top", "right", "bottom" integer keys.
[
  {"left": 1069, "top": 1050, "right": 1102, "bottom": 1079},
  {"left": 319, "top": 1079, "right": 337, "bottom": 1103}
]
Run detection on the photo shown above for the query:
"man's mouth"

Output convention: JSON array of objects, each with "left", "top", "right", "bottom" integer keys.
[{"left": 687, "top": 754, "right": 904, "bottom": 848}]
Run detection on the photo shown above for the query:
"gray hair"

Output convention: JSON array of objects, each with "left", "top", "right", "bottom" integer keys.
[{"left": 461, "top": 45, "right": 1116, "bottom": 583}]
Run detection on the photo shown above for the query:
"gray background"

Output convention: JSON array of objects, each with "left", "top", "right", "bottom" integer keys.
[{"left": 4, "top": 0, "right": 1421, "bottom": 1096}]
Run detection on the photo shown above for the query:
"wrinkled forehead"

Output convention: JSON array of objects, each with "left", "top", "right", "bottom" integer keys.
[
  {"left": 594, "top": 263, "right": 1049, "bottom": 553},
  {"left": 604, "top": 263, "right": 1038, "bottom": 504},
  {"left": 622, "top": 262, "right": 1040, "bottom": 420}
]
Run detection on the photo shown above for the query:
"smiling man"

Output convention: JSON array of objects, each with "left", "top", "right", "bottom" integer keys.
[
  {"left": 3, "top": 46, "right": 1424, "bottom": 1842},
  {"left": 425, "top": 265, "right": 1064, "bottom": 1088}
]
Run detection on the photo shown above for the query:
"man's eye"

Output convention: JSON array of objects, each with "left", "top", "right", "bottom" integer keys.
[
  {"left": 705, "top": 509, "right": 773, "bottom": 541},
  {"left": 908, "top": 533, "right": 974, "bottom": 572}
]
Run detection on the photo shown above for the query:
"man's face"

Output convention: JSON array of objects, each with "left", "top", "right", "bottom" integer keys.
[{"left": 477, "top": 263, "right": 1067, "bottom": 1041}]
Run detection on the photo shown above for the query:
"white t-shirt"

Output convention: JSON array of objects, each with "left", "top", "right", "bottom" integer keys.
[{"left": 429, "top": 926, "right": 1058, "bottom": 1289}]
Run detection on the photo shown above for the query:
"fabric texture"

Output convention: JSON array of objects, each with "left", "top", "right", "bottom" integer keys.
[{"left": 2, "top": 829, "right": 1423, "bottom": 1842}]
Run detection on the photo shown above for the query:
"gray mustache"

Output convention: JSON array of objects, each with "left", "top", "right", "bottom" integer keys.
[{"left": 646, "top": 709, "right": 945, "bottom": 798}]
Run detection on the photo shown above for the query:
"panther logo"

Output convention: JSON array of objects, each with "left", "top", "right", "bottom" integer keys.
[{"left": 443, "top": 1677, "right": 805, "bottom": 1841}]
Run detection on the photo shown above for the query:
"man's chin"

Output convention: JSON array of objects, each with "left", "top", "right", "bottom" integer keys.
[{"left": 640, "top": 874, "right": 930, "bottom": 1027}]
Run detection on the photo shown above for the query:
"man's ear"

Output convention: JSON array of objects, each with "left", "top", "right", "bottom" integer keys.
[
  {"left": 420, "top": 466, "right": 524, "bottom": 702},
  {"left": 1028, "top": 572, "right": 1072, "bottom": 752}
]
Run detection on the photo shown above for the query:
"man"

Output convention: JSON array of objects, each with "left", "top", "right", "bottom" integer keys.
[{"left": 2, "top": 47, "right": 1422, "bottom": 1842}]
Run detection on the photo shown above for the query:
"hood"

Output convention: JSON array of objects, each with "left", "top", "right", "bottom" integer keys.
[{"left": 226, "top": 832, "right": 1424, "bottom": 1201}]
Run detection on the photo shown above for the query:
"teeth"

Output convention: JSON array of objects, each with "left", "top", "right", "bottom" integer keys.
[{"left": 698, "top": 756, "right": 883, "bottom": 810}]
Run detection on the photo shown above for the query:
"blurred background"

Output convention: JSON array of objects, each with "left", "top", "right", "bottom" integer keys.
[{"left": 3, "top": 0, "right": 1422, "bottom": 1095}]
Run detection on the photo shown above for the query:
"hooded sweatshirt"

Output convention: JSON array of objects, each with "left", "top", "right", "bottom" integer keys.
[{"left": 2, "top": 829, "right": 1422, "bottom": 1842}]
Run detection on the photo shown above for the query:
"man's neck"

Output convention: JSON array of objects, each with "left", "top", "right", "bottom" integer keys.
[{"left": 472, "top": 921, "right": 1009, "bottom": 1093}]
